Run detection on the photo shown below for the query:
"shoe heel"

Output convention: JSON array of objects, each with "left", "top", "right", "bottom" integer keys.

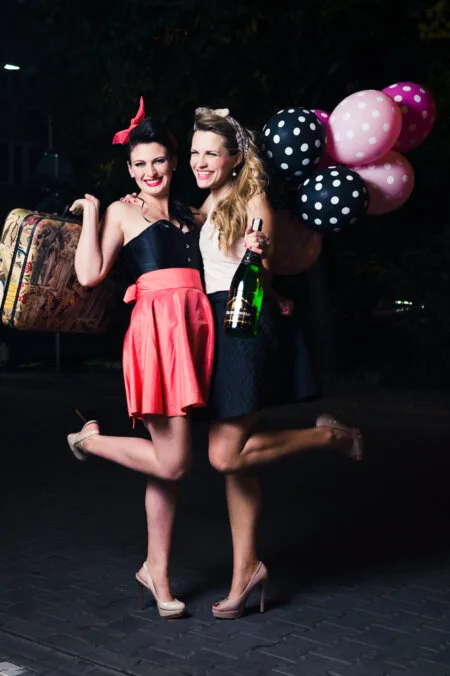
[
  {"left": 260, "top": 580, "right": 267, "bottom": 613},
  {"left": 75, "top": 408, "right": 87, "bottom": 423},
  {"left": 137, "top": 580, "right": 144, "bottom": 610},
  {"left": 75, "top": 408, "right": 98, "bottom": 424}
]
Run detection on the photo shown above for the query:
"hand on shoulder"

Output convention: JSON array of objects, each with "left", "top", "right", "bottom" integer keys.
[{"left": 119, "top": 192, "right": 144, "bottom": 208}]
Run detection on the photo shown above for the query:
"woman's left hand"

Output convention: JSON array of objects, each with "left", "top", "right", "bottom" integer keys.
[
  {"left": 244, "top": 222, "right": 270, "bottom": 257},
  {"left": 69, "top": 194, "right": 100, "bottom": 216}
]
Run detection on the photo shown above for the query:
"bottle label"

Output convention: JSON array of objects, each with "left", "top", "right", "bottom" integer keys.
[{"left": 225, "top": 294, "right": 257, "bottom": 329}]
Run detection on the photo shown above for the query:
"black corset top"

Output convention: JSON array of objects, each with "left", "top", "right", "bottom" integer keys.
[{"left": 121, "top": 219, "right": 202, "bottom": 282}]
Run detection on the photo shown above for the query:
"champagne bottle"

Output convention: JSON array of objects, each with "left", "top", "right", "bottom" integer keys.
[{"left": 224, "top": 218, "right": 264, "bottom": 337}]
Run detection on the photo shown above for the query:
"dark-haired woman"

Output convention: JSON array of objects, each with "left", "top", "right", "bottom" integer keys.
[{"left": 65, "top": 103, "right": 261, "bottom": 619}]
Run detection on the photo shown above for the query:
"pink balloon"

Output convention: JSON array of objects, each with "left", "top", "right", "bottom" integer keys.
[
  {"left": 351, "top": 151, "right": 415, "bottom": 215},
  {"left": 382, "top": 82, "right": 436, "bottom": 152},
  {"left": 272, "top": 210, "right": 322, "bottom": 275},
  {"left": 312, "top": 110, "right": 333, "bottom": 169},
  {"left": 328, "top": 90, "right": 402, "bottom": 166},
  {"left": 312, "top": 109, "right": 330, "bottom": 126}
]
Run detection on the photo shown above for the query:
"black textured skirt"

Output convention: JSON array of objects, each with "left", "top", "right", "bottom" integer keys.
[{"left": 207, "top": 291, "right": 319, "bottom": 420}]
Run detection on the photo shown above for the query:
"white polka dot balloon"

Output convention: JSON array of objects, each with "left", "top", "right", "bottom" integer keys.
[
  {"left": 295, "top": 166, "right": 369, "bottom": 234},
  {"left": 327, "top": 90, "right": 402, "bottom": 166},
  {"left": 382, "top": 82, "right": 436, "bottom": 152},
  {"left": 350, "top": 150, "right": 415, "bottom": 215},
  {"left": 261, "top": 107, "right": 327, "bottom": 180}
]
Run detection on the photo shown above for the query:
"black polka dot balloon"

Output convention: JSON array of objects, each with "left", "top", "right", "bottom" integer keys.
[
  {"left": 295, "top": 166, "right": 370, "bottom": 234},
  {"left": 261, "top": 107, "right": 327, "bottom": 181}
]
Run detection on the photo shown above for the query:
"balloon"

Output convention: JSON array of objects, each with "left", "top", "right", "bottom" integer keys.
[
  {"left": 350, "top": 150, "right": 415, "bottom": 215},
  {"left": 296, "top": 166, "right": 369, "bottom": 234},
  {"left": 312, "top": 109, "right": 334, "bottom": 169},
  {"left": 382, "top": 82, "right": 436, "bottom": 152},
  {"left": 272, "top": 210, "right": 322, "bottom": 275},
  {"left": 312, "top": 109, "right": 330, "bottom": 126},
  {"left": 261, "top": 107, "right": 327, "bottom": 180},
  {"left": 328, "top": 90, "right": 402, "bottom": 166}
]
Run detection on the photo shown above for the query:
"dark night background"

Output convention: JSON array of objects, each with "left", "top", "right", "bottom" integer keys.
[
  {"left": 3, "top": 4, "right": 450, "bottom": 673},
  {"left": 0, "top": 0, "right": 449, "bottom": 391}
]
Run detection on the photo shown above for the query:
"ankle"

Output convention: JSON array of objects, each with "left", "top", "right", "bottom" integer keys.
[
  {"left": 317, "top": 427, "right": 334, "bottom": 445},
  {"left": 145, "top": 559, "right": 169, "bottom": 576},
  {"left": 233, "top": 559, "right": 260, "bottom": 577}
]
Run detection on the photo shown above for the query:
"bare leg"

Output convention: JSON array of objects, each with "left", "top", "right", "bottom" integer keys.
[
  {"left": 209, "top": 414, "right": 261, "bottom": 603},
  {"left": 224, "top": 473, "right": 262, "bottom": 600},
  {"left": 137, "top": 415, "right": 192, "bottom": 603},
  {"left": 209, "top": 416, "right": 351, "bottom": 474},
  {"left": 209, "top": 413, "right": 358, "bottom": 604},
  {"left": 77, "top": 415, "right": 191, "bottom": 481},
  {"left": 75, "top": 415, "right": 191, "bottom": 604}
]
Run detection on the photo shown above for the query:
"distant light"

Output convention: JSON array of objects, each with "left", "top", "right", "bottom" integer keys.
[{"left": 4, "top": 64, "right": 20, "bottom": 71}]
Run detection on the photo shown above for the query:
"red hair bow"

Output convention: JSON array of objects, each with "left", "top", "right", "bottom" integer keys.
[{"left": 112, "top": 96, "right": 146, "bottom": 145}]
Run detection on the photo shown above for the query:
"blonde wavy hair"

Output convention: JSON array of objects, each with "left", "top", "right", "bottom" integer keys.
[{"left": 193, "top": 109, "right": 268, "bottom": 253}]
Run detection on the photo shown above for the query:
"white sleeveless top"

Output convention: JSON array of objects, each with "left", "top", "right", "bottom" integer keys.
[{"left": 199, "top": 211, "right": 246, "bottom": 294}]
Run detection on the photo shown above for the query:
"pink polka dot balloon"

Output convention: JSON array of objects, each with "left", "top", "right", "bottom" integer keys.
[
  {"left": 351, "top": 151, "right": 415, "bottom": 215},
  {"left": 312, "top": 109, "right": 330, "bottom": 126},
  {"left": 382, "top": 82, "right": 436, "bottom": 152},
  {"left": 328, "top": 90, "right": 402, "bottom": 166}
]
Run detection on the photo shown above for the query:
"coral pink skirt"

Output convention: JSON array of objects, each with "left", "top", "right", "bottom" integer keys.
[{"left": 122, "top": 268, "right": 214, "bottom": 419}]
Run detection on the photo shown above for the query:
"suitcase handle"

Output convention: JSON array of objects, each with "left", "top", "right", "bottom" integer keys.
[
  {"left": 61, "top": 204, "right": 82, "bottom": 222},
  {"left": 29, "top": 206, "right": 82, "bottom": 223}
]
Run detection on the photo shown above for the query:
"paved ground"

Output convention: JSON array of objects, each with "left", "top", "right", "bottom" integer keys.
[{"left": 1, "top": 372, "right": 450, "bottom": 675}]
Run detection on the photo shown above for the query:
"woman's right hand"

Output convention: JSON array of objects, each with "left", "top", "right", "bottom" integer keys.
[
  {"left": 120, "top": 192, "right": 144, "bottom": 207},
  {"left": 69, "top": 193, "right": 100, "bottom": 216}
]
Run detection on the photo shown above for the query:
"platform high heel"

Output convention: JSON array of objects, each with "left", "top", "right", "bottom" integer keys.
[{"left": 212, "top": 562, "right": 269, "bottom": 620}]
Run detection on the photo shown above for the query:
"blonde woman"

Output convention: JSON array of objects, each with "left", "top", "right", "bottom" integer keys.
[{"left": 190, "top": 108, "right": 363, "bottom": 619}]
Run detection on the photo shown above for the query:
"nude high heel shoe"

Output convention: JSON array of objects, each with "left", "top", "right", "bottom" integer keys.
[
  {"left": 212, "top": 562, "right": 269, "bottom": 620},
  {"left": 136, "top": 562, "right": 185, "bottom": 619},
  {"left": 67, "top": 410, "right": 99, "bottom": 461},
  {"left": 316, "top": 413, "right": 363, "bottom": 461}
]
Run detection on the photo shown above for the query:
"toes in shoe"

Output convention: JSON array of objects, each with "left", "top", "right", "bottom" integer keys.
[{"left": 212, "top": 562, "right": 269, "bottom": 620}]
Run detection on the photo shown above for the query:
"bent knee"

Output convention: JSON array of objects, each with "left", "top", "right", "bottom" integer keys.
[
  {"left": 208, "top": 447, "right": 239, "bottom": 474},
  {"left": 160, "top": 459, "right": 191, "bottom": 481}
]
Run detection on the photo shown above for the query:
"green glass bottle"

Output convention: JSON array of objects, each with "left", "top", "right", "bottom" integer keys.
[{"left": 224, "top": 218, "right": 264, "bottom": 338}]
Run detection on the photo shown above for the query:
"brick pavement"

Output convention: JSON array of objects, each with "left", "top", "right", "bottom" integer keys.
[{"left": 1, "top": 377, "right": 450, "bottom": 675}]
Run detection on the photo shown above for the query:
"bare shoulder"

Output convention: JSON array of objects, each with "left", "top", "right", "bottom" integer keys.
[
  {"left": 105, "top": 200, "right": 126, "bottom": 218},
  {"left": 104, "top": 200, "right": 125, "bottom": 221},
  {"left": 105, "top": 199, "right": 137, "bottom": 222}
]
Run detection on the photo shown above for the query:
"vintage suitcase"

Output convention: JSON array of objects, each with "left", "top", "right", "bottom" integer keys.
[{"left": 0, "top": 208, "right": 115, "bottom": 333}]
